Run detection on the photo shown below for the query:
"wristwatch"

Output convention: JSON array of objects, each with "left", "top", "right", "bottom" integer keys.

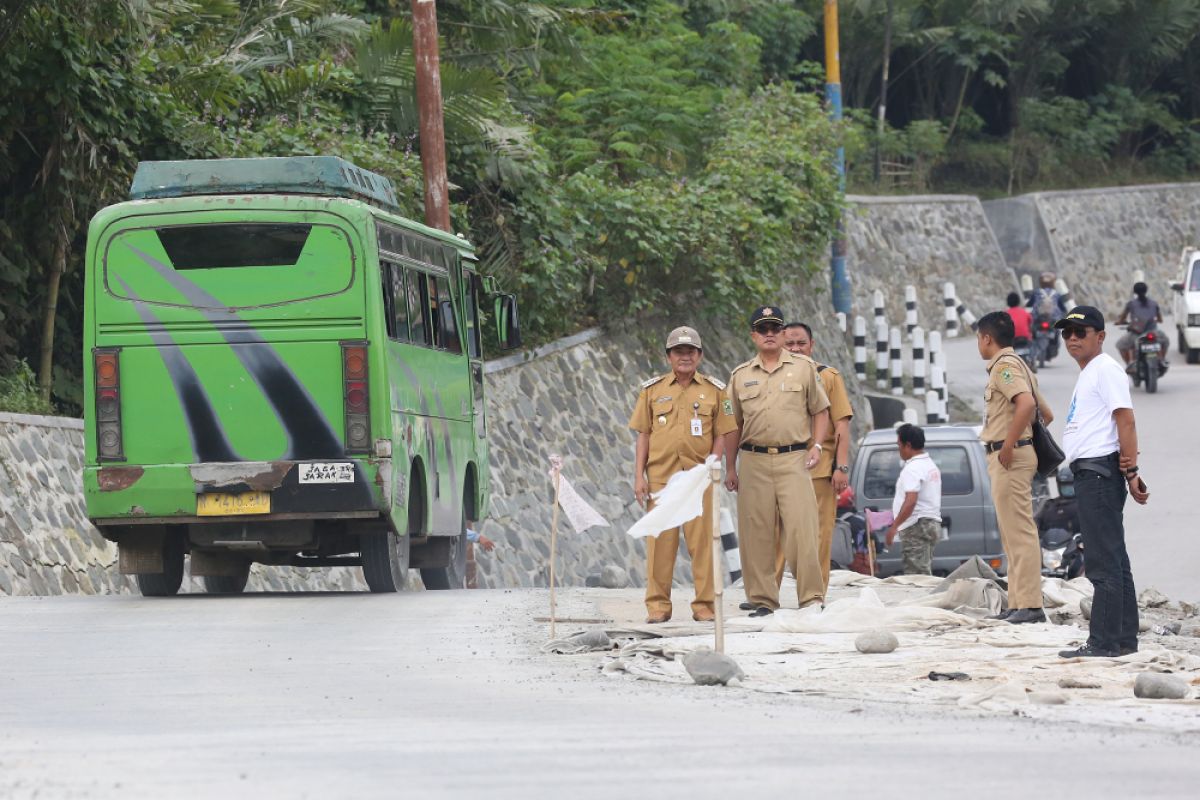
[{"left": 837, "top": 465, "right": 851, "bottom": 474}]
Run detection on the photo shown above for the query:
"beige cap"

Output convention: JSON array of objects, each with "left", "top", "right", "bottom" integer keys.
[{"left": 665, "top": 326, "right": 702, "bottom": 350}]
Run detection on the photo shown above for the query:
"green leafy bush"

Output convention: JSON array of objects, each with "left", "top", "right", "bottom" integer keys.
[{"left": 0, "top": 361, "right": 55, "bottom": 416}]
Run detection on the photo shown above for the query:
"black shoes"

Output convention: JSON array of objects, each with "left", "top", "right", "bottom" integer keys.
[
  {"left": 738, "top": 601, "right": 755, "bottom": 611},
  {"left": 1005, "top": 608, "right": 1047, "bottom": 625},
  {"left": 986, "top": 609, "right": 1013, "bottom": 621},
  {"left": 748, "top": 606, "right": 774, "bottom": 618},
  {"left": 1059, "top": 643, "right": 1119, "bottom": 659}
]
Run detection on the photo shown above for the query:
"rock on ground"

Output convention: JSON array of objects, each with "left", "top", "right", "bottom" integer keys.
[
  {"left": 1139, "top": 588, "right": 1170, "bottom": 609},
  {"left": 855, "top": 630, "right": 899, "bottom": 654},
  {"left": 1133, "top": 673, "right": 1191, "bottom": 700},
  {"left": 681, "top": 648, "right": 744, "bottom": 686},
  {"left": 600, "top": 565, "right": 630, "bottom": 589}
]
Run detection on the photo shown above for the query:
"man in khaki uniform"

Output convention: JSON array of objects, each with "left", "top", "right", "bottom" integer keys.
[
  {"left": 723, "top": 306, "right": 831, "bottom": 616},
  {"left": 630, "top": 326, "right": 738, "bottom": 624},
  {"left": 976, "top": 311, "right": 1054, "bottom": 625},
  {"left": 783, "top": 322, "right": 854, "bottom": 593}
]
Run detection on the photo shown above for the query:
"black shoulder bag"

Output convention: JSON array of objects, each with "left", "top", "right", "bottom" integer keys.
[{"left": 996, "top": 355, "right": 1065, "bottom": 478}]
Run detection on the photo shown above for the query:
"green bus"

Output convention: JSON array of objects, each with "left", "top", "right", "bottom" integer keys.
[{"left": 82, "top": 156, "right": 520, "bottom": 596}]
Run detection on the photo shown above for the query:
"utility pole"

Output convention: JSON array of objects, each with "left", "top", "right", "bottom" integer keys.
[
  {"left": 411, "top": 0, "right": 450, "bottom": 232},
  {"left": 874, "top": 0, "right": 894, "bottom": 186},
  {"left": 825, "top": 1, "right": 852, "bottom": 315}
]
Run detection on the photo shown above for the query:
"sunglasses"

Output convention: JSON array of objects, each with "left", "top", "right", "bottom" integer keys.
[
  {"left": 1059, "top": 326, "right": 1093, "bottom": 340},
  {"left": 754, "top": 323, "right": 783, "bottom": 334}
]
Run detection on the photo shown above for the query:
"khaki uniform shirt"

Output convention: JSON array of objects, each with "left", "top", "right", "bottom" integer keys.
[
  {"left": 812, "top": 365, "right": 854, "bottom": 478},
  {"left": 629, "top": 372, "right": 738, "bottom": 487},
  {"left": 981, "top": 348, "right": 1048, "bottom": 443},
  {"left": 729, "top": 351, "right": 830, "bottom": 447}
]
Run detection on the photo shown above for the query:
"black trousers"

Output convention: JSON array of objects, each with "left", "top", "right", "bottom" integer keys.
[{"left": 1072, "top": 453, "right": 1139, "bottom": 653}]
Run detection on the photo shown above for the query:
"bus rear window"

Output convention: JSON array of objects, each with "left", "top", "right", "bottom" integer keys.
[{"left": 156, "top": 224, "right": 312, "bottom": 269}]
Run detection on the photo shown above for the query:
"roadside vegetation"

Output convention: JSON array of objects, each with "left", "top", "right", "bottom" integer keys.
[{"left": 3, "top": 0, "right": 1200, "bottom": 414}]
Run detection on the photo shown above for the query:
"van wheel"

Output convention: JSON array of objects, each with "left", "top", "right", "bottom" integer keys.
[
  {"left": 1178, "top": 328, "right": 1187, "bottom": 355},
  {"left": 421, "top": 509, "right": 468, "bottom": 590},
  {"left": 204, "top": 562, "right": 250, "bottom": 594},
  {"left": 1188, "top": 348, "right": 1200, "bottom": 365},
  {"left": 136, "top": 530, "right": 185, "bottom": 597}
]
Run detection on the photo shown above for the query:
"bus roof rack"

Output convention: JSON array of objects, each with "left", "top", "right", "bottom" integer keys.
[{"left": 130, "top": 156, "right": 401, "bottom": 211}]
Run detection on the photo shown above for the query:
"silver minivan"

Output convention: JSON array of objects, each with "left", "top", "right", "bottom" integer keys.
[{"left": 848, "top": 425, "right": 1007, "bottom": 577}]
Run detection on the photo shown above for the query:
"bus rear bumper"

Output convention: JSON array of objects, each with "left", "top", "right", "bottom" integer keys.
[{"left": 85, "top": 459, "right": 390, "bottom": 528}]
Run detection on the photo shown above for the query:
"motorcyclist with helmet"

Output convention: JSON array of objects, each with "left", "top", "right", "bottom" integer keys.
[
  {"left": 1027, "top": 272, "right": 1066, "bottom": 363},
  {"left": 1116, "top": 281, "right": 1169, "bottom": 369}
]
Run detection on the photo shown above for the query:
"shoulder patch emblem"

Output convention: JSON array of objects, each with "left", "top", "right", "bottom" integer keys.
[
  {"left": 722, "top": 398, "right": 734, "bottom": 416},
  {"left": 1001, "top": 367, "right": 1014, "bottom": 384},
  {"left": 640, "top": 375, "right": 665, "bottom": 389}
]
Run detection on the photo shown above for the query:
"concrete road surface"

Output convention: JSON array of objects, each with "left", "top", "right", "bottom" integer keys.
[
  {"left": 2, "top": 590, "right": 1199, "bottom": 799},
  {"left": 942, "top": 316, "right": 1199, "bottom": 603}
]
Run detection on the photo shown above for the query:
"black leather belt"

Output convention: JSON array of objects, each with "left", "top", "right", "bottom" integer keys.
[
  {"left": 740, "top": 442, "right": 807, "bottom": 455},
  {"left": 1071, "top": 452, "right": 1119, "bottom": 478},
  {"left": 985, "top": 438, "right": 1032, "bottom": 453}
]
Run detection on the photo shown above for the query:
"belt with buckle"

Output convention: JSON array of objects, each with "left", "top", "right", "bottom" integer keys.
[
  {"left": 740, "top": 442, "right": 807, "bottom": 455},
  {"left": 984, "top": 438, "right": 1032, "bottom": 454}
]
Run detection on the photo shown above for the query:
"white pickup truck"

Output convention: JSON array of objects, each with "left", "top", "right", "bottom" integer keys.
[{"left": 1171, "top": 247, "right": 1200, "bottom": 364}]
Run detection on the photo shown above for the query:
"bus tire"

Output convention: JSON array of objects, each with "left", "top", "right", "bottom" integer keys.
[
  {"left": 136, "top": 530, "right": 185, "bottom": 597},
  {"left": 204, "top": 562, "right": 250, "bottom": 594},
  {"left": 421, "top": 510, "right": 468, "bottom": 591},
  {"left": 361, "top": 526, "right": 411, "bottom": 593}
]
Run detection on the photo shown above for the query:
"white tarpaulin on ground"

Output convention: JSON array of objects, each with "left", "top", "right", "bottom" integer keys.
[
  {"left": 593, "top": 572, "right": 1200, "bottom": 731},
  {"left": 626, "top": 456, "right": 715, "bottom": 539}
]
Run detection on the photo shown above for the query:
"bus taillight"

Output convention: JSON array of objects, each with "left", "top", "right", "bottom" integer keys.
[
  {"left": 94, "top": 348, "right": 125, "bottom": 461},
  {"left": 341, "top": 341, "right": 370, "bottom": 453}
]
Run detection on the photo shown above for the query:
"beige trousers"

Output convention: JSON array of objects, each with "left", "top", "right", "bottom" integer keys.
[
  {"left": 987, "top": 447, "right": 1043, "bottom": 609},
  {"left": 738, "top": 451, "right": 824, "bottom": 610},
  {"left": 645, "top": 485, "right": 715, "bottom": 617},
  {"left": 812, "top": 475, "right": 837, "bottom": 594}
]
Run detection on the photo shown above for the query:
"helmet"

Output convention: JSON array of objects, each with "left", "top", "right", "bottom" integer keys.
[
  {"left": 1040, "top": 271, "right": 1056, "bottom": 287},
  {"left": 1056, "top": 465, "right": 1075, "bottom": 498}
]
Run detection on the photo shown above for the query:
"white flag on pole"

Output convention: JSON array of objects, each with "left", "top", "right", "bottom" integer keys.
[
  {"left": 627, "top": 456, "right": 715, "bottom": 539},
  {"left": 548, "top": 456, "right": 610, "bottom": 534}
]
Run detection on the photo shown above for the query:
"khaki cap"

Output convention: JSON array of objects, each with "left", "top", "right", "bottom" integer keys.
[{"left": 665, "top": 326, "right": 702, "bottom": 350}]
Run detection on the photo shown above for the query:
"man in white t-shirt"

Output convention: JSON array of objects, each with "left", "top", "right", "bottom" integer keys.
[
  {"left": 885, "top": 424, "right": 942, "bottom": 575},
  {"left": 1054, "top": 306, "right": 1150, "bottom": 659}
]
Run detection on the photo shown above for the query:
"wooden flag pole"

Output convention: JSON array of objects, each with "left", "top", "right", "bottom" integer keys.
[
  {"left": 709, "top": 461, "right": 725, "bottom": 654},
  {"left": 549, "top": 469, "right": 562, "bottom": 639},
  {"left": 867, "top": 534, "right": 877, "bottom": 577}
]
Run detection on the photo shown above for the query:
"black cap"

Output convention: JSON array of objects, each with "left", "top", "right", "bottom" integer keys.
[
  {"left": 1053, "top": 306, "right": 1104, "bottom": 331},
  {"left": 750, "top": 305, "right": 785, "bottom": 327}
]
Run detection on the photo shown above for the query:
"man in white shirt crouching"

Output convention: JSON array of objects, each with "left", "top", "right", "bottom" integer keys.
[
  {"left": 885, "top": 424, "right": 942, "bottom": 575},
  {"left": 1055, "top": 306, "right": 1150, "bottom": 659}
]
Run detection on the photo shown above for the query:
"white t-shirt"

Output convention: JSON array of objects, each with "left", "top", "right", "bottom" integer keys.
[
  {"left": 1062, "top": 353, "right": 1132, "bottom": 463},
  {"left": 892, "top": 452, "right": 942, "bottom": 533}
]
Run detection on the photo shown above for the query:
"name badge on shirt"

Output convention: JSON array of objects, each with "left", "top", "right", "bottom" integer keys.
[{"left": 690, "top": 418, "right": 703, "bottom": 437}]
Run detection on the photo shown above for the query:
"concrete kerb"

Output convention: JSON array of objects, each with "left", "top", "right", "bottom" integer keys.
[
  {"left": 484, "top": 327, "right": 605, "bottom": 375},
  {"left": 0, "top": 411, "right": 84, "bottom": 430}
]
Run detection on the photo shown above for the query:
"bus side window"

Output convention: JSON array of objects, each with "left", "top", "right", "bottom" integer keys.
[
  {"left": 388, "top": 262, "right": 411, "bottom": 342},
  {"left": 408, "top": 271, "right": 432, "bottom": 346},
  {"left": 381, "top": 262, "right": 397, "bottom": 339},
  {"left": 463, "top": 270, "right": 482, "bottom": 358},
  {"left": 433, "top": 275, "right": 461, "bottom": 354}
]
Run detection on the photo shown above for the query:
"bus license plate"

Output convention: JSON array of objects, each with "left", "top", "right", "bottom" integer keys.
[{"left": 196, "top": 492, "right": 271, "bottom": 517}]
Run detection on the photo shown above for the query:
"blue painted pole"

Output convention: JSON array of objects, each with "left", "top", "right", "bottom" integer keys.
[{"left": 825, "top": 1, "right": 852, "bottom": 315}]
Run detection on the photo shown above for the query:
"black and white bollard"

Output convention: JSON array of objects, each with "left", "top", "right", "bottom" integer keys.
[
  {"left": 944, "top": 282, "right": 958, "bottom": 337},
  {"left": 889, "top": 326, "right": 904, "bottom": 396},
  {"left": 875, "top": 319, "right": 889, "bottom": 390},
  {"left": 925, "top": 390, "right": 940, "bottom": 424},
  {"left": 1055, "top": 278, "right": 1076, "bottom": 311},
  {"left": 901, "top": 408, "right": 919, "bottom": 426},
  {"left": 911, "top": 326, "right": 926, "bottom": 397},
  {"left": 873, "top": 289, "right": 886, "bottom": 328},
  {"left": 1132, "top": 269, "right": 1145, "bottom": 285},
  {"left": 931, "top": 364, "right": 948, "bottom": 423},
  {"left": 1020, "top": 273, "right": 1033, "bottom": 297},
  {"left": 853, "top": 316, "right": 868, "bottom": 381},
  {"left": 955, "top": 296, "right": 978, "bottom": 332},
  {"left": 719, "top": 507, "right": 741, "bottom": 584},
  {"left": 905, "top": 285, "right": 918, "bottom": 335},
  {"left": 835, "top": 311, "right": 847, "bottom": 333}
]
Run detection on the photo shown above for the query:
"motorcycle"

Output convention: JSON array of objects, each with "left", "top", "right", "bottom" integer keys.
[
  {"left": 1040, "top": 527, "right": 1084, "bottom": 579},
  {"left": 1014, "top": 336, "right": 1037, "bottom": 373},
  {"left": 1128, "top": 328, "right": 1168, "bottom": 394},
  {"left": 1032, "top": 316, "right": 1058, "bottom": 369}
]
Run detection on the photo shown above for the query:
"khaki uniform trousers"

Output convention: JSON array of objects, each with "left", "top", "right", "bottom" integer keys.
[
  {"left": 739, "top": 450, "right": 824, "bottom": 610},
  {"left": 645, "top": 485, "right": 715, "bottom": 617},
  {"left": 772, "top": 476, "right": 835, "bottom": 594},
  {"left": 987, "top": 446, "right": 1043, "bottom": 609}
]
